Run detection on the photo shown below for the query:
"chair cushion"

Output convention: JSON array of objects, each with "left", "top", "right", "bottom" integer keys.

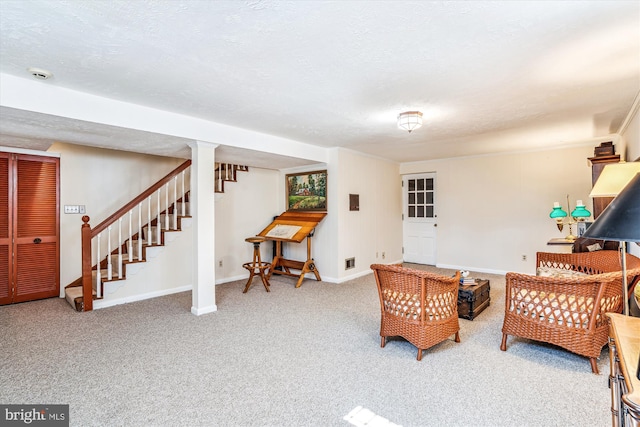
[{"left": 536, "top": 267, "right": 589, "bottom": 278}]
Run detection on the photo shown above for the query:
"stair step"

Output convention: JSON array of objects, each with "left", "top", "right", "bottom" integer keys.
[
  {"left": 174, "top": 202, "right": 190, "bottom": 216},
  {"left": 143, "top": 225, "right": 163, "bottom": 241},
  {"left": 106, "top": 253, "right": 141, "bottom": 275},
  {"left": 64, "top": 286, "right": 97, "bottom": 312},
  {"left": 126, "top": 241, "right": 144, "bottom": 257},
  {"left": 159, "top": 213, "right": 176, "bottom": 229}
]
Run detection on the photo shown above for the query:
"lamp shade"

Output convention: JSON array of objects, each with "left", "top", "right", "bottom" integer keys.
[
  {"left": 590, "top": 162, "right": 640, "bottom": 197},
  {"left": 549, "top": 203, "right": 568, "bottom": 219},
  {"left": 582, "top": 173, "right": 640, "bottom": 242},
  {"left": 571, "top": 200, "right": 591, "bottom": 219}
]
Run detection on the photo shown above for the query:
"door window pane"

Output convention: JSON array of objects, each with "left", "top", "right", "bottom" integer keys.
[
  {"left": 425, "top": 178, "right": 434, "bottom": 191},
  {"left": 425, "top": 206, "right": 434, "bottom": 218}
]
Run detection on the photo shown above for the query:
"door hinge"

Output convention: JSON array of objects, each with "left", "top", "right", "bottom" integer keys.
[
  {"left": 402, "top": 247, "right": 404, "bottom": 254},
  {"left": 402, "top": 213, "right": 404, "bottom": 220},
  {"left": 401, "top": 181, "right": 404, "bottom": 187}
]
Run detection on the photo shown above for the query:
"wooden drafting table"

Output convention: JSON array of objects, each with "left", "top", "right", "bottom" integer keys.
[{"left": 258, "top": 211, "right": 327, "bottom": 288}]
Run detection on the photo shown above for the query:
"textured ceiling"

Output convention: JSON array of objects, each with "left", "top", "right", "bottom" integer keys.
[{"left": 0, "top": 0, "right": 639, "bottom": 168}]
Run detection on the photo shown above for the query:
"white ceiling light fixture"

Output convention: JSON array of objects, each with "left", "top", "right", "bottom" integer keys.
[
  {"left": 27, "top": 67, "right": 53, "bottom": 80},
  {"left": 397, "top": 111, "right": 423, "bottom": 133}
]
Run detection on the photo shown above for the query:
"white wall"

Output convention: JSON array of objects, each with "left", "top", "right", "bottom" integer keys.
[
  {"left": 622, "top": 103, "right": 640, "bottom": 162},
  {"left": 621, "top": 102, "right": 640, "bottom": 258},
  {"left": 277, "top": 148, "right": 402, "bottom": 283},
  {"left": 214, "top": 166, "right": 281, "bottom": 282},
  {"left": 50, "top": 142, "right": 184, "bottom": 291},
  {"left": 401, "top": 144, "right": 596, "bottom": 275},
  {"left": 334, "top": 148, "right": 402, "bottom": 280}
]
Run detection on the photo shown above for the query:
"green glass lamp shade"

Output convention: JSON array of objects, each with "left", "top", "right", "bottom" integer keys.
[
  {"left": 549, "top": 205, "right": 568, "bottom": 219},
  {"left": 571, "top": 203, "right": 591, "bottom": 219}
]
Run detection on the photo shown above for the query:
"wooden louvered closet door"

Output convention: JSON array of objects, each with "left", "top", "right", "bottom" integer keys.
[
  {"left": 0, "top": 153, "right": 10, "bottom": 304},
  {"left": 1, "top": 152, "right": 60, "bottom": 305}
]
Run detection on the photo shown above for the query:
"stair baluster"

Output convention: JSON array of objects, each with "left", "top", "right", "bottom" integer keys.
[
  {"left": 173, "top": 176, "right": 178, "bottom": 230},
  {"left": 156, "top": 191, "right": 161, "bottom": 245},
  {"left": 181, "top": 171, "right": 186, "bottom": 217},
  {"left": 107, "top": 226, "right": 113, "bottom": 281},
  {"left": 128, "top": 211, "right": 133, "bottom": 263},
  {"left": 118, "top": 218, "right": 123, "bottom": 279},
  {"left": 137, "top": 202, "right": 142, "bottom": 260},
  {"left": 96, "top": 233, "right": 102, "bottom": 299},
  {"left": 147, "top": 196, "right": 152, "bottom": 247}
]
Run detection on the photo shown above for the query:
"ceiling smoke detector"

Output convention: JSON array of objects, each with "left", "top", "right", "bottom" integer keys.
[{"left": 27, "top": 67, "right": 53, "bottom": 80}]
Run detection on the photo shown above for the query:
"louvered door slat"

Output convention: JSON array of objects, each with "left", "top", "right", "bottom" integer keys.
[
  {"left": 0, "top": 246, "right": 9, "bottom": 303},
  {"left": 0, "top": 154, "right": 8, "bottom": 239},
  {"left": 16, "top": 158, "right": 58, "bottom": 236},
  {"left": 14, "top": 242, "right": 58, "bottom": 301},
  {"left": 0, "top": 153, "right": 10, "bottom": 304}
]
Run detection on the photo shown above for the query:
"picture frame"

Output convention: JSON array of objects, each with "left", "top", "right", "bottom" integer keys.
[{"left": 286, "top": 170, "right": 327, "bottom": 211}]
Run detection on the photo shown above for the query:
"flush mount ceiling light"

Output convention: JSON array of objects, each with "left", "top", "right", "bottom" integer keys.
[
  {"left": 27, "top": 67, "right": 53, "bottom": 80},
  {"left": 397, "top": 111, "right": 423, "bottom": 133}
]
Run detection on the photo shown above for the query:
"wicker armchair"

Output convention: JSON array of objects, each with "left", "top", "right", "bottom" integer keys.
[
  {"left": 371, "top": 264, "right": 461, "bottom": 360},
  {"left": 500, "top": 251, "right": 640, "bottom": 374}
]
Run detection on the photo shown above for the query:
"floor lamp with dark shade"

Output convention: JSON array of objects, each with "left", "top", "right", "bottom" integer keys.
[{"left": 582, "top": 172, "right": 640, "bottom": 316}]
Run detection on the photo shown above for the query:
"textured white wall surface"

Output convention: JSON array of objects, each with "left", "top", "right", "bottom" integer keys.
[{"left": 401, "top": 144, "right": 596, "bottom": 275}]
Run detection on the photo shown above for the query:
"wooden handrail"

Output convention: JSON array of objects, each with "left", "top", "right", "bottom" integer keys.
[
  {"left": 91, "top": 160, "right": 191, "bottom": 237},
  {"left": 81, "top": 215, "right": 93, "bottom": 312}
]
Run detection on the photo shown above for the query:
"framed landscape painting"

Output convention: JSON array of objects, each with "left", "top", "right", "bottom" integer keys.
[{"left": 286, "top": 170, "right": 327, "bottom": 211}]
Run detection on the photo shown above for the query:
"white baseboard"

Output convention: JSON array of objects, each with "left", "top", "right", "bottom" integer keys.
[
  {"left": 191, "top": 304, "right": 217, "bottom": 316},
  {"left": 92, "top": 285, "right": 192, "bottom": 310},
  {"left": 436, "top": 263, "right": 507, "bottom": 276},
  {"left": 215, "top": 274, "right": 246, "bottom": 285}
]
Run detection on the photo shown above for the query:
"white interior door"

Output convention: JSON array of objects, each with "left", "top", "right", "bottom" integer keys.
[{"left": 402, "top": 173, "right": 436, "bottom": 265}]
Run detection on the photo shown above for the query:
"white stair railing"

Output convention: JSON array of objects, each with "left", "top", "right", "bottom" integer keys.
[{"left": 86, "top": 164, "right": 191, "bottom": 302}]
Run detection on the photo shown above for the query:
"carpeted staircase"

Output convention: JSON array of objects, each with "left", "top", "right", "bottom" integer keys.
[{"left": 64, "top": 162, "right": 247, "bottom": 311}]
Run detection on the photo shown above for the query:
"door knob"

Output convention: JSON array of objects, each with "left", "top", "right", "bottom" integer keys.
[{"left": 33, "top": 238, "right": 41, "bottom": 244}]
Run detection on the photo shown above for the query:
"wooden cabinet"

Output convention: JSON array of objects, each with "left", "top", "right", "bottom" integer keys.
[
  {"left": 606, "top": 313, "right": 640, "bottom": 427},
  {"left": 588, "top": 146, "right": 620, "bottom": 219},
  {"left": 0, "top": 152, "right": 60, "bottom": 305}
]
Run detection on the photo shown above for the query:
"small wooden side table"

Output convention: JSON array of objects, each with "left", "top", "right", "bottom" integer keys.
[
  {"left": 242, "top": 236, "right": 271, "bottom": 293},
  {"left": 606, "top": 313, "right": 640, "bottom": 426}
]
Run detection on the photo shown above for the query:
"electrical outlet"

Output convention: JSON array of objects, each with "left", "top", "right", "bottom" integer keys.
[
  {"left": 522, "top": 255, "right": 527, "bottom": 261},
  {"left": 218, "top": 260, "right": 223, "bottom": 267},
  {"left": 382, "top": 252, "right": 385, "bottom": 259}
]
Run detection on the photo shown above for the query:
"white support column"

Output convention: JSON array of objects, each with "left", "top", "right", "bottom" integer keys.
[{"left": 189, "top": 140, "right": 218, "bottom": 315}]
